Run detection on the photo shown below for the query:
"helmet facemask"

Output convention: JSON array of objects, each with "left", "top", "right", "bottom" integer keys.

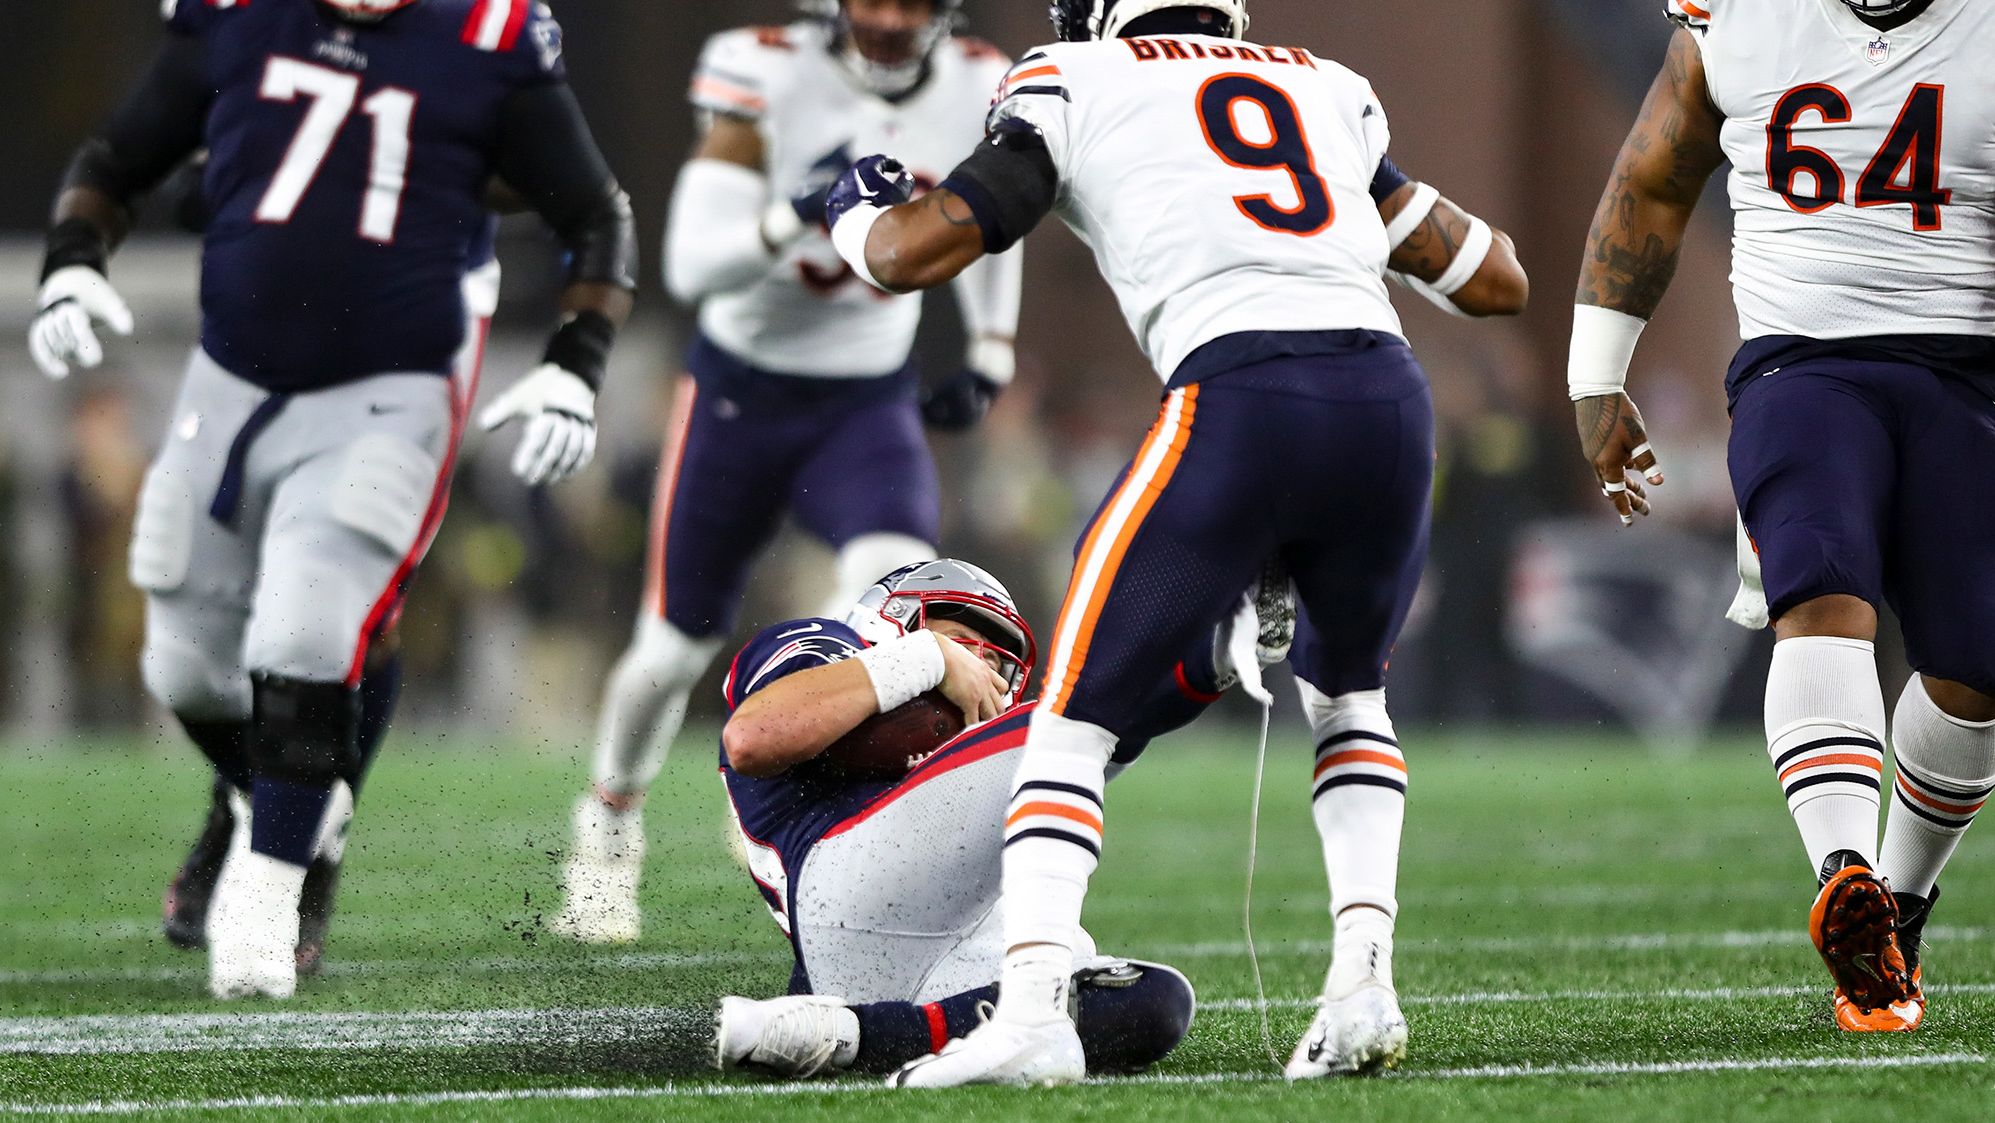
[
  {"left": 1839, "top": 0, "right": 1921, "bottom": 15},
  {"left": 810, "top": 0, "right": 962, "bottom": 98}
]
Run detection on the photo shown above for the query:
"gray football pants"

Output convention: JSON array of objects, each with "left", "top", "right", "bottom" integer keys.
[{"left": 132, "top": 349, "right": 458, "bottom": 720}]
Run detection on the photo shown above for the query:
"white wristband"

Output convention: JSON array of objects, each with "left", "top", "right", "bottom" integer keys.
[
  {"left": 1567, "top": 305, "right": 1648, "bottom": 400},
  {"left": 759, "top": 198, "right": 806, "bottom": 250},
  {"left": 854, "top": 629, "right": 947, "bottom": 713},
  {"left": 830, "top": 204, "right": 892, "bottom": 292},
  {"left": 1430, "top": 215, "right": 1492, "bottom": 296},
  {"left": 1383, "top": 183, "right": 1439, "bottom": 250},
  {"left": 1389, "top": 270, "right": 1473, "bottom": 319},
  {"left": 968, "top": 336, "right": 1016, "bottom": 385}
]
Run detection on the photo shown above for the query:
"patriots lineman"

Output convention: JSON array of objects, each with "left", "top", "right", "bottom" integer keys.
[
  {"left": 29, "top": 0, "right": 636, "bottom": 999},
  {"left": 712, "top": 560, "right": 1230, "bottom": 1080},
  {"left": 1566, "top": 0, "right": 1995, "bottom": 1032},
  {"left": 824, "top": 0, "right": 1528, "bottom": 1086},
  {"left": 553, "top": 0, "right": 1022, "bottom": 944}
]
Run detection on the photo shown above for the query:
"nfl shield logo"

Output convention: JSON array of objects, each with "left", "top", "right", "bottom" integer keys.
[{"left": 1866, "top": 36, "right": 1891, "bottom": 64}]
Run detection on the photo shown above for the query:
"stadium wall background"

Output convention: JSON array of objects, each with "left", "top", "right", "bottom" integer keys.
[{"left": 1, "top": 0, "right": 1906, "bottom": 741}]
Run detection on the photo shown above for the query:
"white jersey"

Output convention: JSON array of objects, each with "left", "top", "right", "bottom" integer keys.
[
  {"left": 990, "top": 35, "right": 1402, "bottom": 382},
  {"left": 690, "top": 22, "right": 1011, "bottom": 377},
  {"left": 1675, "top": 0, "right": 1995, "bottom": 340}
]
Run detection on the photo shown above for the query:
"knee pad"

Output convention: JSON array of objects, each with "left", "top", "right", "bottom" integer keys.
[
  {"left": 825, "top": 534, "right": 936, "bottom": 617},
  {"left": 246, "top": 561, "right": 373, "bottom": 682},
  {"left": 627, "top": 615, "right": 726, "bottom": 687},
  {"left": 1075, "top": 959, "right": 1196, "bottom": 1074},
  {"left": 142, "top": 634, "right": 250, "bottom": 721},
  {"left": 250, "top": 674, "right": 360, "bottom": 785}
]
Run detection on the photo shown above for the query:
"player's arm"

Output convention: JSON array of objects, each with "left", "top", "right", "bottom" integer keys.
[
  {"left": 1568, "top": 27, "right": 1726, "bottom": 524},
  {"left": 828, "top": 119, "right": 1058, "bottom": 294},
  {"left": 29, "top": 38, "right": 211, "bottom": 378},
  {"left": 476, "top": 82, "right": 638, "bottom": 486},
  {"left": 1374, "top": 165, "right": 1528, "bottom": 318},
  {"left": 662, "top": 115, "right": 805, "bottom": 303},
  {"left": 723, "top": 628, "right": 1007, "bottom": 778},
  {"left": 925, "top": 241, "right": 1022, "bottom": 430}
]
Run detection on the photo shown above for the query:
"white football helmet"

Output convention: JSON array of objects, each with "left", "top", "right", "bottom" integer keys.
[
  {"left": 317, "top": 0, "right": 421, "bottom": 21},
  {"left": 1051, "top": 0, "right": 1249, "bottom": 43},
  {"left": 845, "top": 559, "right": 1036, "bottom": 701},
  {"left": 803, "top": 0, "right": 964, "bottom": 98}
]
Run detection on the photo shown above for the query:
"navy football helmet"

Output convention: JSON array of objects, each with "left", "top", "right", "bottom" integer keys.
[
  {"left": 846, "top": 559, "right": 1037, "bottom": 702},
  {"left": 803, "top": 0, "right": 966, "bottom": 98},
  {"left": 1050, "top": 0, "right": 1248, "bottom": 42}
]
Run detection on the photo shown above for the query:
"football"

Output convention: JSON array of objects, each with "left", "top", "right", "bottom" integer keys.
[{"left": 819, "top": 691, "right": 965, "bottom": 779}]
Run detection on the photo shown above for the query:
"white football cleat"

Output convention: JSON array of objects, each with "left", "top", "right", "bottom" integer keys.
[
  {"left": 551, "top": 794, "right": 643, "bottom": 944},
  {"left": 714, "top": 995, "right": 860, "bottom": 1078},
  {"left": 207, "top": 848, "right": 306, "bottom": 1000},
  {"left": 1285, "top": 981, "right": 1409, "bottom": 1079},
  {"left": 888, "top": 1016, "right": 1085, "bottom": 1089}
]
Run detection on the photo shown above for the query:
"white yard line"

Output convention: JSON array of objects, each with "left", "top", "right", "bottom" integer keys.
[
  {"left": 7, "top": 924, "right": 1988, "bottom": 987},
  {"left": 12, "top": 983, "right": 1995, "bottom": 1056},
  {"left": 3, "top": 1053, "right": 1987, "bottom": 1115}
]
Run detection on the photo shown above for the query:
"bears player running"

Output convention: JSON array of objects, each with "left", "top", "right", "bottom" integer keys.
[
  {"left": 824, "top": 0, "right": 1527, "bottom": 1086},
  {"left": 713, "top": 560, "right": 1222, "bottom": 1080},
  {"left": 553, "top": 0, "right": 1022, "bottom": 945},
  {"left": 29, "top": 0, "right": 636, "bottom": 999},
  {"left": 1565, "top": 0, "right": 1995, "bottom": 1032}
]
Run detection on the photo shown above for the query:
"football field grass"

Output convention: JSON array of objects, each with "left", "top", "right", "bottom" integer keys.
[{"left": 3, "top": 725, "right": 1992, "bottom": 1119}]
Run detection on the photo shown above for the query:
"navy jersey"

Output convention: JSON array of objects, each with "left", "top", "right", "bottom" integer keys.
[{"left": 164, "top": 0, "right": 564, "bottom": 389}]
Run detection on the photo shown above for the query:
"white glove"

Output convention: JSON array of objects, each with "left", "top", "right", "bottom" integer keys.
[
  {"left": 477, "top": 364, "right": 599, "bottom": 487},
  {"left": 29, "top": 266, "right": 134, "bottom": 379}
]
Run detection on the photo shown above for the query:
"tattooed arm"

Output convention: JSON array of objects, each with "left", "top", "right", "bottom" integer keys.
[
  {"left": 860, "top": 189, "right": 993, "bottom": 293},
  {"left": 1378, "top": 184, "right": 1529, "bottom": 317},
  {"left": 1569, "top": 28, "right": 1726, "bottom": 524}
]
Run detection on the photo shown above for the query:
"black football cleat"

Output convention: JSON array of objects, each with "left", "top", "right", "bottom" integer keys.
[
  {"left": 295, "top": 856, "right": 342, "bottom": 977},
  {"left": 162, "top": 777, "right": 236, "bottom": 950}
]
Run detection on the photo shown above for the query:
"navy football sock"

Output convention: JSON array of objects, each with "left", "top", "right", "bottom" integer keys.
[
  {"left": 850, "top": 985, "right": 998, "bottom": 1072},
  {"left": 249, "top": 778, "right": 334, "bottom": 867},
  {"left": 354, "top": 654, "right": 403, "bottom": 794},
  {"left": 178, "top": 717, "right": 252, "bottom": 792}
]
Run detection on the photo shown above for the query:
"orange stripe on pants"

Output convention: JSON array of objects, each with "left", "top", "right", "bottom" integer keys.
[
  {"left": 1042, "top": 386, "right": 1199, "bottom": 716},
  {"left": 642, "top": 376, "right": 699, "bottom": 617}
]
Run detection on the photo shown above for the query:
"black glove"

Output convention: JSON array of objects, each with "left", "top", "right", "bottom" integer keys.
[{"left": 921, "top": 368, "right": 1002, "bottom": 431}]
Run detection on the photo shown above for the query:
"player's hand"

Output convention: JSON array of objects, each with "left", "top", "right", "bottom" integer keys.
[
  {"left": 921, "top": 368, "right": 1002, "bottom": 431},
  {"left": 29, "top": 266, "right": 134, "bottom": 379},
  {"left": 935, "top": 634, "right": 1009, "bottom": 726},
  {"left": 825, "top": 155, "right": 915, "bottom": 231},
  {"left": 477, "top": 364, "right": 599, "bottom": 487},
  {"left": 1573, "top": 391, "right": 1664, "bottom": 526},
  {"left": 790, "top": 143, "right": 855, "bottom": 229}
]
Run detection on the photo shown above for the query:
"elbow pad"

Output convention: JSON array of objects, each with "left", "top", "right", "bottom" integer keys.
[
  {"left": 564, "top": 183, "right": 639, "bottom": 292},
  {"left": 936, "top": 119, "right": 1057, "bottom": 256}
]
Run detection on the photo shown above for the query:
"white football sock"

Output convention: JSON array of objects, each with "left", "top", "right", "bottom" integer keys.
[
  {"left": 1299, "top": 682, "right": 1406, "bottom": 920},
  {"left": 1878, "top": 675, "right": 1995, "bottom": 899},
  {"left": 1764, "top": 636, "right": 1886, "bottom": 876},
  {"left": 590, "top": 615, "right": 724, "bottom": 799},
  {"left": 994, "top": 709, "right": 1114, "bottom": 1026},
  {"left": 820, "top": 533, "right": 934, "bottom": 620}
]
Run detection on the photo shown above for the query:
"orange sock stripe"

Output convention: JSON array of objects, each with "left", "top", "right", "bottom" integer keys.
[
  {"left": 641, "top": 377, "right": 698, "bottom": 617},
  {"left": 1778, "top": 752, "right": 1883, "bottom": 783},
  {"left": 1896, "top": 775, "right": 1987, "bottom": 816},
  {"left": 1044, "top": 387, "right": 1199, "bottom": 715},
  {"left": 1313, "top": 749, "right": 1408, "bottom": 781},
  {"left": 1005, "top": 800, "right": 1103, "bottom": 835}
]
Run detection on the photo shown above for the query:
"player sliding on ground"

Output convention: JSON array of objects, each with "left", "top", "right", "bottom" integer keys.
[
  {"left": 713, "top": 559, "right": 1253, "bottom": 1079},
  {"left": 555, "top": 0, "right": 1023, "bottom": 946},
  {"left": 1565, "top": 0, "right": 1995, "bottom": 1032},
  {"left": 29, "top": 0, "right": 636, "bottom": 999},
  {"left": 822, "top": 0, "right": 1526, "bottom": 1086}
]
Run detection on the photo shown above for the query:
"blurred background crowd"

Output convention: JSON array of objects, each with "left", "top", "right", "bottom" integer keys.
[{"left": 0, "top": 0, "right": 1850, "bottom": 746}]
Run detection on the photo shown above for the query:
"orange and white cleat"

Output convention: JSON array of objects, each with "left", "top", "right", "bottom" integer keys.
[
  {"left": 1810, "top": 850, "right": 1913, "bottom": 1023},
  {"left": 1839, "top": 885, "right": 1943, "bottom": 1032}
]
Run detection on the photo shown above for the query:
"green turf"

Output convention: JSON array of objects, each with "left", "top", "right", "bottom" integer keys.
[{"left": 3, "top": 726, "right": 1991, "bottom": 1120}]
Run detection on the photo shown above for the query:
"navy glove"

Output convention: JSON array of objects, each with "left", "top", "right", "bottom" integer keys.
[
  {"left": 921, "top": 368, "right": 1002, "bottom": 431},
  {"left": 826, "top": 154, "right": 915, "bottom": 232}
]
